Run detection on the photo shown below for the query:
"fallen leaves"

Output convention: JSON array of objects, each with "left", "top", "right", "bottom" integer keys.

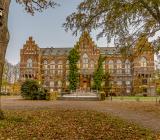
[{"left": 0, "top": 109, "right": 157, "bottom": 140}]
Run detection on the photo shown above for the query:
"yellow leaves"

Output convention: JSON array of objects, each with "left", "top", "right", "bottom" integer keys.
[
  {"left": 0, "top": 110, "right": 157, "bottom": 139},
  {"left": 131, "top": 35, "right": 154, "bottom": 59}
]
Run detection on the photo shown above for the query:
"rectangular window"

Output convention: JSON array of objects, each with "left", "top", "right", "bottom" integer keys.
[
  {"left": 44, "top": 70, "right": 48, "bottom": 75},
  {"left": 126, "top": 89, "right": 131, "bottom": 93},
  {"left": 83, "top": 64, "right": 88, "bottom": 69},
  {"left": 50, "top": 81, "right": 54, "bottom": 87},
  {"left": 125, "top": 69, "right": 131, "bottom": 74},
  {"left": 66, "top": 64, "right": 69, "bottom": 69},
  {"left": 117, "top": 69, "right": 122, "bottom": 74},
  {"left": 142, "top": 79, "right": 147, "bottom": 85},
  {"left": 66, "top": 70, "right": 69, "bottom": 75},
  {"left": 44, "top": 65, "right": 48, "bottom": 69},
  {"left": 50, "top": 65, "right": 55, "bottom": 69},
  {"left": 58, "top": 70, "right": 63, "bottom": 75},
  {"left": 126, "top": 81, "right": 131, "bottom": 85},
  {"left": 50, "top": 70, "right": 55, "bottom": 75},
  {"left": 117, "top": 81, "right": 122, "bottom": 85},
  {"left": 109, "top": 69, "right": 113, "bottom": 74},
  {"left": 58, "top": 65, "right": 63, "bottom": 69}
]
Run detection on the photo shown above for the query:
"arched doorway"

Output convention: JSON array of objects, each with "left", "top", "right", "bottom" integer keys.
[{"left": 80, "top": 74, "right": 91, "bottom": 91}]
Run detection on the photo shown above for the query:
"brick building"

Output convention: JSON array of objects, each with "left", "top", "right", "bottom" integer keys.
[{"left": 20, "top": 32, "right": 155, "bottom": 95}]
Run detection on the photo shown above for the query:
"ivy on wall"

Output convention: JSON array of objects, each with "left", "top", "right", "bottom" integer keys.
[
  {"left": 68, "top": 47, "right": 80, "bottom": 90},
  {"left": 93, "top": 55, "right": 105, "bottom": 91}
]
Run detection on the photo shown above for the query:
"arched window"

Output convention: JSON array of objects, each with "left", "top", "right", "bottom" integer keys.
[
  {"left": 90, "top": 60, "right": 95, "bottom": 69},
  {"left": 27, "top": 58, "right": 32, "bottom": 68},
  {"left": 125, "top": 60, "right": 131, "bottom": 74},
  {"left": 82, "top": 53, "right": 89, "bottom": 68},
  {"left": 140, "top": 57, "right": 147, "bottom": 67},
  {"left": 116, "top": 60, "right": 122, "bottom": 74},
  {"left": 108, "top": 60, "right": 114, "bottom": 73}
]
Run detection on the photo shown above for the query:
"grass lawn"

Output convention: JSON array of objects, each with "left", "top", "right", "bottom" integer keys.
[
  {"left": 110, "top": 96, "right": 159, "bottom": 102},
  {"left": 0, "top": 110, "right": 158, "bottom": 140}
]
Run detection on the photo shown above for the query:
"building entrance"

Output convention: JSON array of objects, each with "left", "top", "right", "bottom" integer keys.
[{"left": 80, "top": 75, "right": 91, "bottom": 90}]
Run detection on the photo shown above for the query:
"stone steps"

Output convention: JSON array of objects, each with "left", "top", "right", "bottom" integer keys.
[{"left": 57, "top": 96, "right": 99, "bottom": 101}]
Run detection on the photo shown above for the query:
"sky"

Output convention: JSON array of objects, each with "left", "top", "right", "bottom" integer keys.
[{"left": 7, "top": 0, "right": 107, "bottom": 65}]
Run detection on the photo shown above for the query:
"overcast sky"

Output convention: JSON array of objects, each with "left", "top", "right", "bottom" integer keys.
[{"left": 6, "top": 0, "right": 107, "bottom": 65}]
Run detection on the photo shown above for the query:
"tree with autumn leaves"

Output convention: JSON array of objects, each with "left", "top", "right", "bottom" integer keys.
[
  {"left": 0, "top": 0, "right": 160, "bottom": 117},
  {"left": 0, "top": 0, "right": 57, "bottom": 119},
  {"left": 64, "top": 0, "right": 160, "bottom": 51}
]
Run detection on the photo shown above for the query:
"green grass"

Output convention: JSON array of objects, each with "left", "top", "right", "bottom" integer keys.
[
  {"left": 0, "top": 110, "right": 158, "bottom": 140},
  {"left": 109, "top": 96, "right": 159, "bottom": 101}
]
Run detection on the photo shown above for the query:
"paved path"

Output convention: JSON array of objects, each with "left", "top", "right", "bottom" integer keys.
[{"left": 1, "top": 96, "right": 160, "bottom": 133}]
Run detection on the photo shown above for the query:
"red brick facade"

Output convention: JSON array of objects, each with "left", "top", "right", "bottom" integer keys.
[{"left": 20, "top": 32, "right": 155, "bottom": 95}]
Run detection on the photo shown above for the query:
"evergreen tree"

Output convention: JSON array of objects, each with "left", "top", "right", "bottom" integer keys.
[
  {"left": 93, "top": 55, "right": 105, "bottom": 91},
  {"left": 68, "top": 47, "right": 80, "bottom": 91}
]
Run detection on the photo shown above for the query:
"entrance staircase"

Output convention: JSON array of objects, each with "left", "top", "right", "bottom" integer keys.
[{"left": 58, "top": 90, "right": 99, "bottom": 101}]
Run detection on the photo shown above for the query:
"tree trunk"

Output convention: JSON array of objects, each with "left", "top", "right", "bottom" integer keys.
[
  {"left": 0, "top": 0, "right": 11, "bottom": 119},
  {"left": 0, "top": 0, "right": 10, "bottom": 92}
]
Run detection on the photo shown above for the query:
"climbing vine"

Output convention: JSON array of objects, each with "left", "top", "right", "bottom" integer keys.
[
  {"left": 68, "top": 47, "right": 80, "bottom": 90},
  {"left": 93, "top": 55, "right": 105, "bottom": 91}
]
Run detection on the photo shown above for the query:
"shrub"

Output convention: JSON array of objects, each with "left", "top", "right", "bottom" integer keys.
[
  {"left": 46, "top": 91, "right": 58, "bottom": 100},
  {"left": 156, "top": 87, "right": 160, "bottom": 96},
  {"left": 21, "top": 80, "right": 47, "bottom": 100}
]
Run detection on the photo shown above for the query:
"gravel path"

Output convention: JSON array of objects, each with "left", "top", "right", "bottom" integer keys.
[{"left": 1, "top": 96, "right": 160, "bottom": 133}]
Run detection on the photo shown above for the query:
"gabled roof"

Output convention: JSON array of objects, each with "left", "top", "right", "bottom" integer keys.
[
  {"left": 40, "top": 47, "right": 72, "bottom": 56},
  {"left": 99, "top": 47, "right": 120, "bottom": 55}
]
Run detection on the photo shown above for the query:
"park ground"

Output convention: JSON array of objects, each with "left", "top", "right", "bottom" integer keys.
[{"left": 0, "top": 96, "right": 160, "bottom": 139}]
